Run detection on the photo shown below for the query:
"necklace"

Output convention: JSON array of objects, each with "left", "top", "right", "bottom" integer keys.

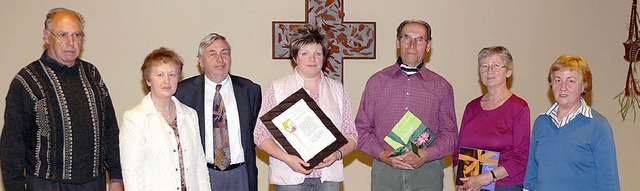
[
  {"left": 161, "top": 109, "right": 174, "bottom": 119},
  {"left": 159, "top": 102, "right": 176, "bottom": 121}
]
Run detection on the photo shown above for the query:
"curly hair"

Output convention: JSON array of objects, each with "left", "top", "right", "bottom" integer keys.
[{"left": 141, "top": 47, "right": 184, "bottom": 81}]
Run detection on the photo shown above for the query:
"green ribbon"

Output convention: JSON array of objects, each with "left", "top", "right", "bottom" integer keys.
[{"left": 388, "top": 124, "right": 436, "bottom": 157}]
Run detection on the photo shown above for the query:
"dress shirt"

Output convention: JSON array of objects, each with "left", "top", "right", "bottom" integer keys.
[
  {"left": 542, "top": 98, "right": 592, "bottom": 128},
  {"left": 204, "top": 74, "right": 244, "bottom": 164},
  {"left": 356, "top": 62, "right": 458, "bottom": 162}
]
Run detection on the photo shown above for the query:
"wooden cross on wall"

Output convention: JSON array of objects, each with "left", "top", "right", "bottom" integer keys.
[{"left": 272, "top": 0, "right": 376, "bottom": 82}]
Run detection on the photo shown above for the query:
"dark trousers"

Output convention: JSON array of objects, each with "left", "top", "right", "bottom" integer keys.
[
  {"left": 495, "top": 185, "right": 524, "bottom": 191},
  {"left": 26, "top": 175, "right": 106, "bottom": 191}
]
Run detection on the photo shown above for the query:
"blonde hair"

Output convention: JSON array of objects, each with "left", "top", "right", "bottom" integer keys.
[{"left": 547, "top": 54, "right": 592, "bottom": 95}]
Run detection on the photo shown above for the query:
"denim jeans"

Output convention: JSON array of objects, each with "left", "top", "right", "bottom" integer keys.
[{"left": 274, "top": 178, "right": 340, "bottom": 191}]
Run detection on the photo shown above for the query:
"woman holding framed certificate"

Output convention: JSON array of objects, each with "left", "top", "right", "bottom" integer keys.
[{"left": 254, "top": 25, "right": 358, "bottom": 191}]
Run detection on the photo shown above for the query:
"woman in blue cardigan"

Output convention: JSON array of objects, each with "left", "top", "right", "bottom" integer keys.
[{"left": 523, "top": 55, "right": 620, "bottom": 191}]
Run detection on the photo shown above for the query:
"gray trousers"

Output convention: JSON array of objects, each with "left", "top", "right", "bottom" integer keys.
[
  {"left": 371, "top": 159, "right": 444, "bottom": 191},
  {"left": 209, "top": 163, "right": 249, "bottom": 191}
]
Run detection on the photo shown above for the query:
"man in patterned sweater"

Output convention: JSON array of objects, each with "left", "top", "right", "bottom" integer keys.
[{"left": 0, "top": 7, "right": 123, "bottom": 191}]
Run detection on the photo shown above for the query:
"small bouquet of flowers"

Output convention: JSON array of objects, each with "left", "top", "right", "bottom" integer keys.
[{"left": 384, "top": 111, "right": 437, "bottom": 157}]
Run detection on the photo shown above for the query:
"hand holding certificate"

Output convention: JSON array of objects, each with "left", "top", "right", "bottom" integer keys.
[
  {"left": 260, "top": 88, "right": 347, "bottom": 169},
  {"left": 384, "top": 111, "right": 437, "bottom": 157}
]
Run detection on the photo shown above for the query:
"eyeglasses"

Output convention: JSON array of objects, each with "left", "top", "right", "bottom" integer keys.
[
  {"left": 400, "top": 34, "right": 428, "bottom": 45},
  {"left": 47, "top": 29, "right": 84, "bottom": 42},
  {"left": 479, "top": 64, "right": 506, "bottom": 72}
]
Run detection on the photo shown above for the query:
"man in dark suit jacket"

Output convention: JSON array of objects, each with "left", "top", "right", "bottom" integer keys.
[{"left": 175, "top": 33, "right": 261, "bottom": 191}]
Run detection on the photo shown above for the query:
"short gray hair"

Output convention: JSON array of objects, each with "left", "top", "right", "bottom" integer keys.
[
  {"left": 197, "top": 33, "right": 231, "bottom": 57},
  {"left": 396, "top": 19, "right": 432, "bottom": 40},
  {"left": 44, "top": 7, "right": 85, "bottom": 30},
  {"left": 478, "top": 46, "right": 514, "bottom": 71}
]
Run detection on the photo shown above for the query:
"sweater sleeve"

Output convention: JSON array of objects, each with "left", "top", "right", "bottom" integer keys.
[
  {"left": 100, "top": 79, "right": 123, "bottom": 180},
  {"left": 340, "top": 89, "right": 358, "bottom": 143},
  {"left": 501, "top": 102, "right": 530, "bottom": 178},
  {"left": 593, "top": 118, "right": 620, "bottom": 190},
  {"left": 253, "top": 83, "right": 277, "bottom": 146},
  {"left": 523, "top": 117, "right": 543, "bottom": 190},
  {"left": 1, "top": 78, "right": 30, "bottom": 191}
]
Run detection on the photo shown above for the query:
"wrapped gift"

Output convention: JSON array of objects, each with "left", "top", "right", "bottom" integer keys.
[
  {"left": 456, "top": 147, "right": 500, "bottom": 191},
  {"left": 384, "top": 111, "right": 436, "bottom": 157}
]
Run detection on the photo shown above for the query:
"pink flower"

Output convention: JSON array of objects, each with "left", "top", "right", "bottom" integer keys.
[{"left": 412, "top": 132, "right": 430, "bottom": 146}]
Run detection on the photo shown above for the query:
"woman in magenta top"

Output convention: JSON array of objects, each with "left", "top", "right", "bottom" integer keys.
[{"left": 453, "top": 46, "right": 531, "bottom": 191}]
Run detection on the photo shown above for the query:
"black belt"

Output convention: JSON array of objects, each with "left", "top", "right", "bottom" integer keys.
[{"left": 207, "top": 162, "right": 244, "bottom": 171}]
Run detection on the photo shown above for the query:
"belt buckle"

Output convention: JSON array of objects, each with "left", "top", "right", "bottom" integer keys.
[{"left": 209, "top": 162, "right": 243, "bottom": 171}]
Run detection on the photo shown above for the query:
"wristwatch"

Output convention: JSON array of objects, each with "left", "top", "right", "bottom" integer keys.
[{"left": 490, "top": 171, "right": 498, "bottom": 182}]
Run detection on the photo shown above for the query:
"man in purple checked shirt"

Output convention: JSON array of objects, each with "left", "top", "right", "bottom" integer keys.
[{"left": 355, "top": 19, "right": 458, "bottom": 191}]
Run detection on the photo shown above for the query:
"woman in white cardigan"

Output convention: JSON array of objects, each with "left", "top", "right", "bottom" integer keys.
[{"left": 120, "top": 47, "right": 210, "bottom": 191}]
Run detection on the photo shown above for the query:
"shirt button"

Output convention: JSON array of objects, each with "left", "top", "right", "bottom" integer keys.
[
  {"left": 173, "top": 149, "right": 176, "bottom": 152},
  {"left": 405, "top": 107, "right": 408, "bottom": 110},
  {"left": 176, "top": 168, "right": 178, "bottom": 171},
  {"left": 406, "top": 92, "right": 409, "bottom": 96}
]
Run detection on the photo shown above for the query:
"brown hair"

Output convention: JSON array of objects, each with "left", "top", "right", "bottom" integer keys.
[
  {"left": 141, "top": 47, "right": 184, "bottom": 81},
  {"left": 288, "top": 24, "right": 329, "bottom": 63}
]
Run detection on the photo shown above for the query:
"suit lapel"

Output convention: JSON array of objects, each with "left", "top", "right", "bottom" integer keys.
[
  {"left": 193, "top": 75, "right": 207, "bottom": 146},
  {"left": 231, "top": 75, "right": 251, "bottom": 150}
]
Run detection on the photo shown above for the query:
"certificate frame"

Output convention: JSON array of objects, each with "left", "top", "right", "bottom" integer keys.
[{"left": 260, "top": 88, "right": 348, "bottom": 169}]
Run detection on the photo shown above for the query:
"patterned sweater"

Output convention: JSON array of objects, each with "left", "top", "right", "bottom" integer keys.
[{"left": 1, "top": 52, "right": 122, "bottom": 190}]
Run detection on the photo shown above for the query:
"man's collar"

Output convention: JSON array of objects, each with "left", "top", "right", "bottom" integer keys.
[
  {"left": 204, "top": 74, "right": 230, "bottom": 87},
  {"left": 40, "top": 50, "right": 79, "bottom": 69},
  {"left": 396, "top": 57, "right": 424, "bottom": 69}
]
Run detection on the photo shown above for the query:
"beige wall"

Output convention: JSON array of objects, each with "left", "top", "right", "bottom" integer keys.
[{"left": 1, "top": 0, "right": 638, "bottom": 190}]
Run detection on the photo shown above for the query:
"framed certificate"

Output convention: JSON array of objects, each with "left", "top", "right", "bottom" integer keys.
[{"left": 260, "top": 88, "right": 348, "bottom": 169}]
